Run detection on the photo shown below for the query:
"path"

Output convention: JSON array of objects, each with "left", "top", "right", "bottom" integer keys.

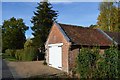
[{"left": 0, "top": 57, "right": 14, "bottom": 80}]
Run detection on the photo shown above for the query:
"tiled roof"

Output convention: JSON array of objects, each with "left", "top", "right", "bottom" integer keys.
[
  {"left": 59, "top": 23, "right": 112, "bottom": 46},
  {"left": 105, "top": 31, "right": 120, "bottom": 45}
]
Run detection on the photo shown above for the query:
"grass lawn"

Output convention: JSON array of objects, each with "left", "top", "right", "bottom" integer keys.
[
  {"left": 2, "top": 53, "right": 17, "bottom": 61},
  {"left": 5, "top": 56, "right": 17, "bottom": 61}
]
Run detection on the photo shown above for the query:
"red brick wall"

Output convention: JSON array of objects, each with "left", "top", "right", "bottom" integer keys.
[
  {"left": 68, "top": 47, "right": 79, "bottom": 71},
  {"left": 45, "top": 23, "right": 71, "bottom": 72}
]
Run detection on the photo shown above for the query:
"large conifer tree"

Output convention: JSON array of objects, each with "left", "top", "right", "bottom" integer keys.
[{"left": 31, "top": 2, "right": 58, "bottom": 53}]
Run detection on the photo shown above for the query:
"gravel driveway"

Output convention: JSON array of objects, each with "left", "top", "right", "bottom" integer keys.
[{"left": 7, "top": 61, "right": 66, "bottom": 78}]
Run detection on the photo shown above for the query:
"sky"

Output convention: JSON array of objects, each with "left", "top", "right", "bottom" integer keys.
[{"left": 2, "top": 2, "right": 100, "bottom": 38}]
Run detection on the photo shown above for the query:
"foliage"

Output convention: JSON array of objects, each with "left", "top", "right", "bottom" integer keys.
[
  {"left": 4, "top": 48, "right": 38, "bottom": 61},
  {"left": 89, "top": 24, "right": 97, "bottom": 29},
  {"left": 21, "top": 47, "right": 38, "bottom": 61},
  {"left": 14, "top": 47, "right": 38, "bottom": 61},
  {"left": 2, "top": 49, "right": 17, "bottom": 61},
  {"left": 76, "top": 47, "right": 99, "bottom": 79},
  {"left": 96, "top": 45, "right": 119, "bottom": 78},
  {"left": 2, "top": 17, "right": 28, "bottom": 52},
  {"left": 15, "top": 49, "right": 24, "bottom": 60},
  {"left": 3, "top": 38, "right": 39, "bottom": 61},
  {"left": 24, "top": 39, "right": 34, "bottom": 49},
  {"left": 97, "top": 1, "right": 120, "bottom": 32},
  {"left": 31, "top": 2, "right": 58, "bottom": 53},
  {"left": 5, "top": 49, "right": 16, "bottom": 57},
  {"left": 4, "top": 56, "right": 17, "bottom": 61},
  {"left": 76, "top": 45, "right": 119, "bottom": 79}
]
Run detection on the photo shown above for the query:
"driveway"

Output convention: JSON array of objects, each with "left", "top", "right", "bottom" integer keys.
[
  {"left": 7, "top": 61, "right": 66, "bottom": 78},
  {"left": 0, "top": 57, "right": 14, "bottom": 79}
]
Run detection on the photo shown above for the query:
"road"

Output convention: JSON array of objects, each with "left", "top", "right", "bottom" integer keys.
[{"left": 0, "top": 57, "right": 14, "bottom": 80}]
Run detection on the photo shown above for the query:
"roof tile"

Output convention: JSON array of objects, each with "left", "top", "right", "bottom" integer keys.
[{"left": 59, "top": 23, "right": 112, "bottom": 46}]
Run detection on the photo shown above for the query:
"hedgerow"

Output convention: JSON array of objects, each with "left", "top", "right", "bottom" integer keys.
[{"left": 76, "top": 45, "right": 119, "bottom": 79}]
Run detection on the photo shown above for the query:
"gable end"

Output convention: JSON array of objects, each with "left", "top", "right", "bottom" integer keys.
[{"left": 55, "top": 22, "right": 70, "bottom": 42}]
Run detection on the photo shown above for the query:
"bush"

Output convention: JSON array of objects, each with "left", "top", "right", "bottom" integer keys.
[
  {"left": 76, "top": 48, "right": 99, "bottom": 79},
  {"left": 3, "top": 44, "right": 39, "bottom": 61},
  {"left": 15, "top": 49, "right": 23, "bottom": 60},
  {"left": 99, "top": 46, "right": 119, "bottom": 78},
  {"left": 5, "top": 49, "right": 16, "bottom": 57},
  {"left": 22, "top": 47, "right": 38, "bottom": 61},
  {"left": 76, "top": 45, "right": 119, "bottom": 79},
  {"left": 14, "top": 48, "right": 38, "bottom": 61}
]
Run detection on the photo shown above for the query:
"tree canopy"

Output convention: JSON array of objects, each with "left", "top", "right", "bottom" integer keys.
[
  {"left": 97, "top": 1, "right": 119, "bottom": 32},
  {"left": 31, "top": 2, "right": 58, "bottom": 52},
  {"left": 24, "top": 39, "right": 33, "bottom": 49},
  {"left": 2, "top": 17, "right": 28, "bottom": 52},
  {"left": 89, "top": 24, "right": 97, "bottom": 29}
]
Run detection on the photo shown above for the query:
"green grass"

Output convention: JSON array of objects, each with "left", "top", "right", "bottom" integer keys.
[
  {"left": 2, "top": 53, "right": 17, "bottom": 61},
  {"left": 5, "top": 56, "right": 17, "bottom": 61}
]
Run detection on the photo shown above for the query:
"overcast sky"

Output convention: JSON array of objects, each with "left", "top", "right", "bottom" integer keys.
[{"left": 2, "top": 2, "right": 100, "bottom": 38}]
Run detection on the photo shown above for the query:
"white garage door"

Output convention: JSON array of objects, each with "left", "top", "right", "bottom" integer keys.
[{"left": 48, "top": 43, "right": 63, "bottom": 70}]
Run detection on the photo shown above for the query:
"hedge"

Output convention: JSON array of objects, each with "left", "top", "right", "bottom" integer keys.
[
  {"left": 76, "top": 46, "right": 119, "bottom": 79},
  {"left": 4, "top": 47, "right": 38, "bottom": 61}
]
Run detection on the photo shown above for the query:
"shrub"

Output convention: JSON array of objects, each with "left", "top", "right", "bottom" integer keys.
[
  {"left": 95, "top": 46, "right": 119, "bottom": 78},
  {"left": 22, "top": 47, "right": 38, "bottom": 61},
  {"left": 76, "top": 48, "right": 99, "bottom": 79},
  {"left": 15, "top": 49, "right": 23, "bottom": 60},
  {"left": 5, "top": 49, "right": 16, "bottom": 57},
  {"left": 76, "top": 45, "right": 119, "bottom": 79}
]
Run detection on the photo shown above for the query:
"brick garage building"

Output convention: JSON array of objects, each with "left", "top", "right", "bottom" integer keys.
[{"left": 45, "top": 22, "right": 120, "bottom": 73}]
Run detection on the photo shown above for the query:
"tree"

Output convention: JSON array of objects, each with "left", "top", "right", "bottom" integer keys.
[
  {"left": 31, "top": 2, "right": 58, "bottom": 53},
  {"left": 89, "top": 24, "right": 97, "bottom": 29},
  {"left": 118, "top": 5, "right": 120, "bottom": 31},
  {"left": 24, "top": 38, "right": 33, "bottom": 49},
  {"left": 2, "top": 17, "right": 28, "bottom": 52},
  {"left": 97, "top": 1, "right": 119, "bottom": 32}
]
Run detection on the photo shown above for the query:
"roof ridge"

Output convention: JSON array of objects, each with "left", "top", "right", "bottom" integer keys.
[
  {"left": 58, "top": 23, "right": 98, "bottom": 30},
  {"left": 58, "top": 23, "right": 81, "bottom": 27}
]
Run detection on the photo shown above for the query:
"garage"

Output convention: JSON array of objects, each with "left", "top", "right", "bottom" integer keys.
[{"left": 48, "top": 43, "right": 63, "bottom": 70}]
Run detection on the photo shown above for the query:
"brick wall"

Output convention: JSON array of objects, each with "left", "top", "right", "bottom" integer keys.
[
  {"left": 45, "top": 23, "right": 71, "bottom": 72},
  {"left": 68, "top": 46, "right": 79, "bottom": 71}
]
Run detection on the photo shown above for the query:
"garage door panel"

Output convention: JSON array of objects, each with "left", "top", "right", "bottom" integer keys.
[
  {"left": 49, "top": 47, "right": 53, "bottom": 65},
  {"left": 49, "top": 44, "right": 62, "bottom": 70}
]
